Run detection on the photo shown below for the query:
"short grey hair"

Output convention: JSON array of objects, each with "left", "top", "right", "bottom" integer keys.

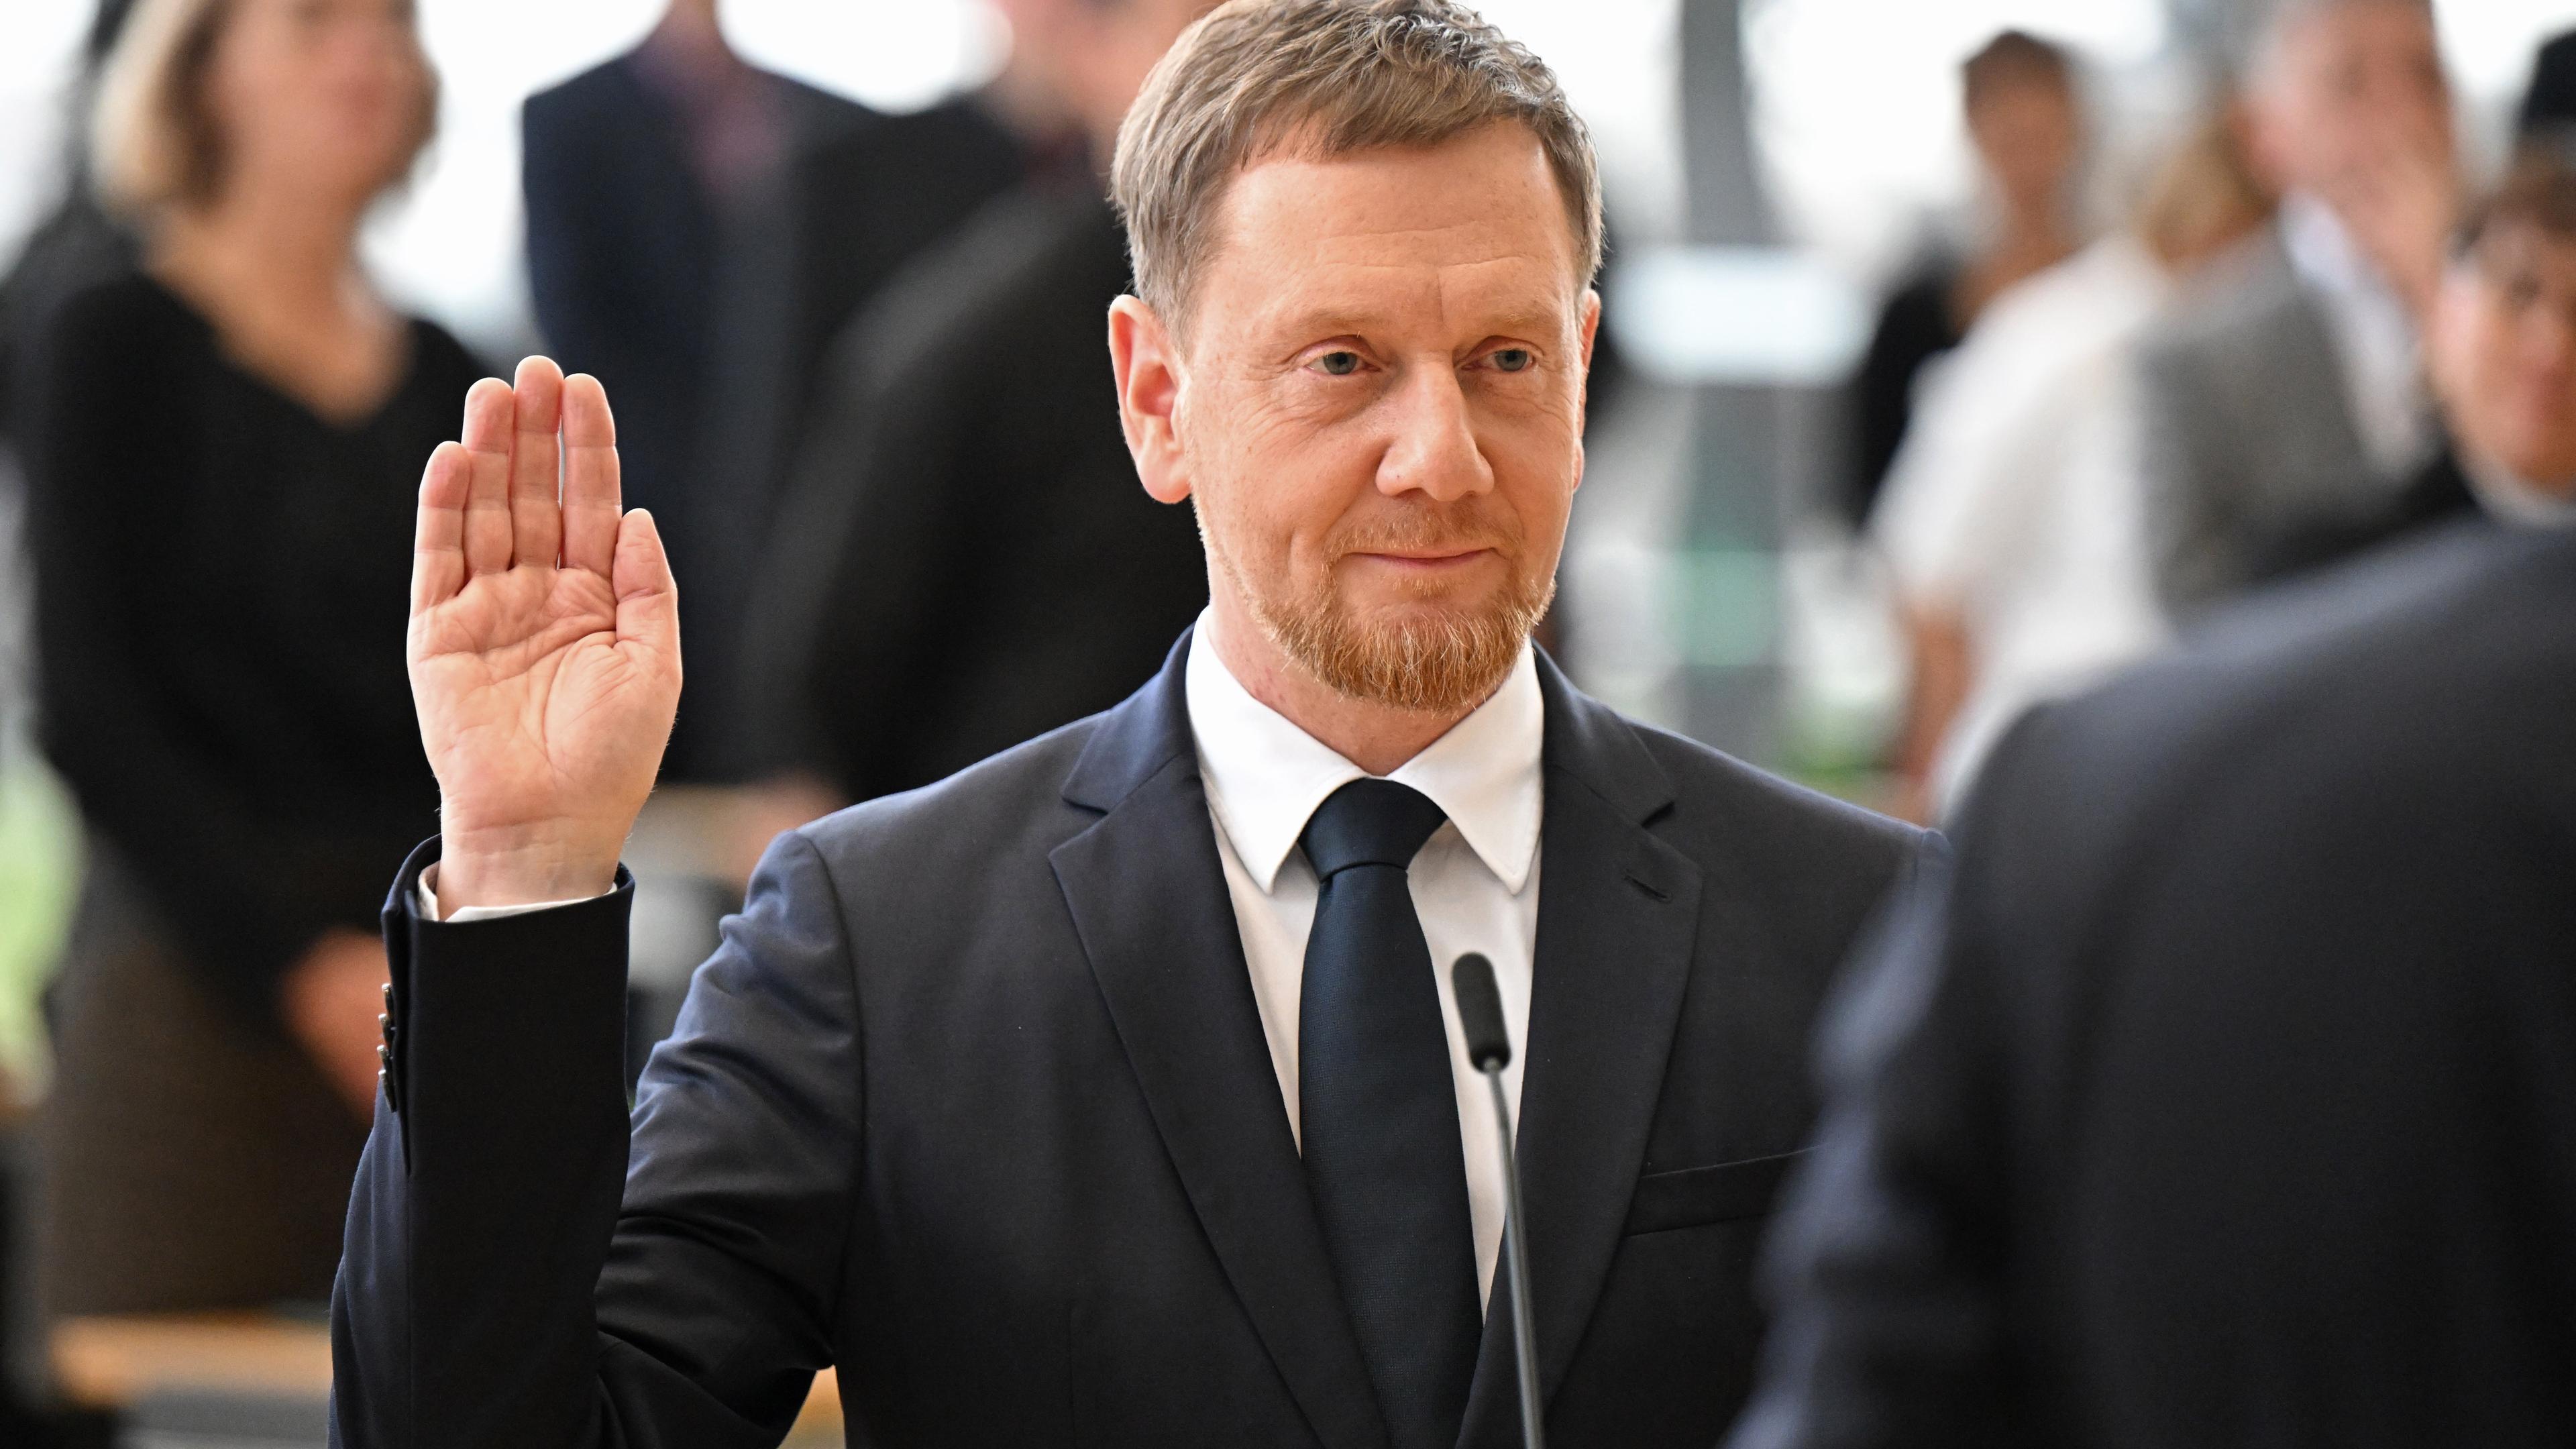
[{"left": 1110, "top": 0, "right": 1603, "bottom": 327}]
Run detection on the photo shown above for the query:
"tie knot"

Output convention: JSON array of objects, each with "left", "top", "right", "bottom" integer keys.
[{"left": 1300, "top": 778, "right": 1448, "bottom": 880}]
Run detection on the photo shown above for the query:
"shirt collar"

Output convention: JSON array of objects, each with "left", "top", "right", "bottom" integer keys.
[
  {"left": 2279, "top": 192, "right": 2391, "bottom": 304},
  {"left": 1184, "top": 609, "right": 1545, "bottom": 895},
  {"left": 2462, "top": 450, "right": 2576, "bottom": 527}
]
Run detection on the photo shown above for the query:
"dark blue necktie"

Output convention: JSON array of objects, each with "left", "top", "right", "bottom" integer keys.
[{"left": 1299, "top": 778, "right": 1480, "bottom": 1449}]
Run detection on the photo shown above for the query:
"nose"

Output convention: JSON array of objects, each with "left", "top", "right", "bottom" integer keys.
[{"left": 1375, "top": 364, "right": 1494, "bottom": 504}]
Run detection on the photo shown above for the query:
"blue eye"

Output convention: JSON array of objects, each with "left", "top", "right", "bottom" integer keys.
[
  {"left": 1313, "top": 351, "right": 1362, "bottom": 376},
  {"left": 1491, "top": 349, "right": 1534, "bottom": 372}
]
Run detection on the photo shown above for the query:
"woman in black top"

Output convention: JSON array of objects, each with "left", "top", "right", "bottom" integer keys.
[{"left": 26, "top": 0, "right": 478, "bottom": 1313}]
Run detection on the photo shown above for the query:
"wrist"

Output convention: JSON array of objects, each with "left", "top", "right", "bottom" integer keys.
[{"left": 435, "top": 824, "right": 621, "bottom": 912}]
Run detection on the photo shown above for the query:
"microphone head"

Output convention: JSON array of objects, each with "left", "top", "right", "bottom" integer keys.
[{"left": 1450, "top": 953, "right": 1511, "bottom": 1072}]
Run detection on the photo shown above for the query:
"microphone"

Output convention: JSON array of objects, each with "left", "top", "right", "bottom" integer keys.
[{"left": 1451, "top": 953, "right": 1544, "bottom": 1449}]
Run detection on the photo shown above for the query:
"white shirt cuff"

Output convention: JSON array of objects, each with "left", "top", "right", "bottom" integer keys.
[{"left": 416, "top": 863, "right": 606, "bottom": 922}]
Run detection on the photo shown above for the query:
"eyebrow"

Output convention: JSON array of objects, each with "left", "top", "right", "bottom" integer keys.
[{"left": 1265, "top": 307, "right": 1567, "bottom": 345}]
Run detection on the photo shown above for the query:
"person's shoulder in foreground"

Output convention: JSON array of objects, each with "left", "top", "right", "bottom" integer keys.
[{"left": 1733, "top": 519, "right": 2576, "bottom": 1449}]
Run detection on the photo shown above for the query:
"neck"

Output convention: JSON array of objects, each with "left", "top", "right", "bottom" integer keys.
[
  {"left": 157, "top": 178, "right": 369, "bottom": 307},
  {"left": 1996, "top": 196, "right": 2074, "bottom": 258},
  {"left": 1205, "top": 587, "right": 1497, "bottom": 777}
]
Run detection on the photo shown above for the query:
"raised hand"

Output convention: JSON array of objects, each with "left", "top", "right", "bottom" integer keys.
[{"left": 408, "top": 357, "right": 681, "bottom": 912}]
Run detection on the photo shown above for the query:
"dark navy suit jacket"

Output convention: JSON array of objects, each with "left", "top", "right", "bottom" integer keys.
[
  {"left": 331, "top": 636, "right": 1931, "bottom": 1447},
  {"left": 1735, "top": 523, "right": 2576, "bottom": 1448}
]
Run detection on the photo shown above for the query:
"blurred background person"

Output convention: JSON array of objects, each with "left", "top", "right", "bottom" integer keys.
[
  {"left": 0, "top": 5, "right": 139, "bottom": 1437},
  {"left": 1, "top": 0, "right": 140, "bottom": 1084},
  {"left": 1839, "top": 30, "right": 2090, "bottom": 529},
  {"left": 521, "top": 0, "right": 1051, "bottom": 784},
  {"left": 0, "top": 0, "right": 140, "bottom": 448},
  {"left": 2249, "top": 151, "right": 2576, "bottom": 582},
  {"left": 2519, "top": 28, "right": 2576, "bottom": 141},
  {"left": 735, "top": 0, "right": 1216, "bottom": 840},
  {"left": 23, "top": 0, "right": 475, "bottom": 1317},
  {"left": 1874, "top": 111, "right": 2274, "bottom": 820},
  {"left": 2139, "top": 0, "right": 2459, "bottom": 616},
  {"left": 2420, "top": 155, "right": 2576, "bottom": 524}
]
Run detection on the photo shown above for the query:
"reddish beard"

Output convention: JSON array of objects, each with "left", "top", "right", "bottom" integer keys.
[{"left": 1240, "top": 508, "right": 1554, "bottom": 714}]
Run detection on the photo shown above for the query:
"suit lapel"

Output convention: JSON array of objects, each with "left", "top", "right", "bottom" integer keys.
[
  {"left": 1050, "top": 635, "right": 1390, "bottom": 1449},
  {"left": 1456, "top": 660, "right": 1704, "bottom": 1448}
]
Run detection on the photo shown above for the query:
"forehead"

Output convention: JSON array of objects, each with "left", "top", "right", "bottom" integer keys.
[
  {"left": 2273, "top": 2, "right": 2437, "bottom": 76},
  {"left": 1194, "top": 123, "right": 1585, "bottom": 336}
]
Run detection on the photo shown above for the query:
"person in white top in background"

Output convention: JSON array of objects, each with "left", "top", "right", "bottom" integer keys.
[{"left": 1876, "top": 114, "right": 2277, "bottom": 820}]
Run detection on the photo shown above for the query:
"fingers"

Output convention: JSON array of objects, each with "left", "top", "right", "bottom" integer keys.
[
  {"left": 613, "top": 508, "right": 683, "bottom": 680},
  {"left": 509, "top": 356, "right": 566, "bottom": 567},
  {"left": 411, "top": 441, "right": 472, "bottom": 616},
  {"left": 459, "top": 377, "right": 517, "bottom": 576},
  {"left": 561, "top": 374, "right": 622, "bottom": 578}
]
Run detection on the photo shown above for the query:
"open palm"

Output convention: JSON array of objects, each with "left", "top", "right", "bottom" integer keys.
[{"left": 407, "top": 359, "right": 680, "bottom": 910}]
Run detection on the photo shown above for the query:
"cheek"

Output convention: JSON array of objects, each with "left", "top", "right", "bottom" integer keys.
[
  {"left": 1196, "top": 376, "right": 1375, "bottom": 510},
  {"left": 1477, "top": 379, "right": 1585, "bottom": 470}
]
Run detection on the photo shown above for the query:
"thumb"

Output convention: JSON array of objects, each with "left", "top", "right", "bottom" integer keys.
[{"left": 614, "top": 508, "right": 682, "bottom": 667}]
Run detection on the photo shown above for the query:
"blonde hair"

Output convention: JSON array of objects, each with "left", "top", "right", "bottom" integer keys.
[
  {"left": 91, "top": 0, "right": 437, "bottom": 217},
  {"left": 2134, "top": 110, "right": 2275, "bottom": 268},
  {"left": 1110, "top": 0, "right": 1603, "bottom": 326}
]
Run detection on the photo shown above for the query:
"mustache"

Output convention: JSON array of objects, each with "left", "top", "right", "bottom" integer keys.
[{"left": 1322, "top": 504, "right": 1521, "bottom": 560}]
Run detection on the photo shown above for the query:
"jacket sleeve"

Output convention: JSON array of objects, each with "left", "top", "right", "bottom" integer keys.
[
  {"left": 1725, "top": 738, "right": 2044, "bottom": 1449},
  {"left": 331, "top": 828, "right": 862, "bottom": 1448}
]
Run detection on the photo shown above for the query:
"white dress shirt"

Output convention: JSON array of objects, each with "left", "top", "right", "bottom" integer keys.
[
  {"left": 2463, "top": 453, "right": 2576, "bottom": 529},
  {"left": 1875, "top": 237, "right": 2174, "bottom": 814},
  {"left": 1185, "top": 611, "right": 1541, "bottom": 1307},
  {"left": 2279, "top": 193, "right": 2435, "bottom": 480},
  {"left": 425, "top": 608, "right": 1548, "bottom": 1304}
]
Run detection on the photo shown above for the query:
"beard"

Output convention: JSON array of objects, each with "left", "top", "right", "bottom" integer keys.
[{"left": 1210, "top": 502, "right": 1556, "bottom": 715}]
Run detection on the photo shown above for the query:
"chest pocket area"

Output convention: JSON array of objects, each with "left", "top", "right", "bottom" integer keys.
[{"left": 1621, "top": 1148, "right": 1811, "bottom": 1236}]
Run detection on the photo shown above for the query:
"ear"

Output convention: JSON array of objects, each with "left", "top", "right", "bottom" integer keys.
[{"left": 1110, "top": 295, "right": 1193, "bottom": 505}]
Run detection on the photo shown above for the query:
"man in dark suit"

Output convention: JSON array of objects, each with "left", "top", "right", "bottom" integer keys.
[
  {"left": 739, "top": 0, "right": 1214, "bottom": 808},
  {"left": 521, "top": 0, "right": 1029, "bottom": 777},
  {"left": 333, "top": 4, "right": 1929, "bottom": 1446},
  {"left": 1730, "top": 522, "right": 2576, "bottom": 1448}
]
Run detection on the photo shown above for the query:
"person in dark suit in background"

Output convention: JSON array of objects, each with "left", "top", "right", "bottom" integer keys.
[
  {"left": 521, "top": 0, "right": 1036, "bottom": 779},
  {"left": 737, "top": 0, "right": 1217, "bottom": 817},
  {"left": 27, "top": 0, "right": 480, "bottom": 1317},
  {"left": 1730, "top": 526, "right": 2576, "bottom": 1445},
  {"left": 331, "top": 5, "right": 1933, "bottom": 1445},
  {"left": 2518, "top": 28, "right": 2576, "bottom": 140}
]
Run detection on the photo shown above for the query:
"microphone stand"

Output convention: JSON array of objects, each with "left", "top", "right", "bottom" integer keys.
[{"left": 1452, "top": 953, "right": 1545, "bottom": 1449}]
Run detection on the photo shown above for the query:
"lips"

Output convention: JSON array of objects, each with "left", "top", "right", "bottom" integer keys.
[{"left": 1352, "top": 547, "right": 1491, "bottom": 564}]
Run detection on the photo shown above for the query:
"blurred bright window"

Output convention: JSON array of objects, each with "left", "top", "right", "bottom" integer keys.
[{"left": 9, "top": 1, "right": 2576, "bottom": 352}]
